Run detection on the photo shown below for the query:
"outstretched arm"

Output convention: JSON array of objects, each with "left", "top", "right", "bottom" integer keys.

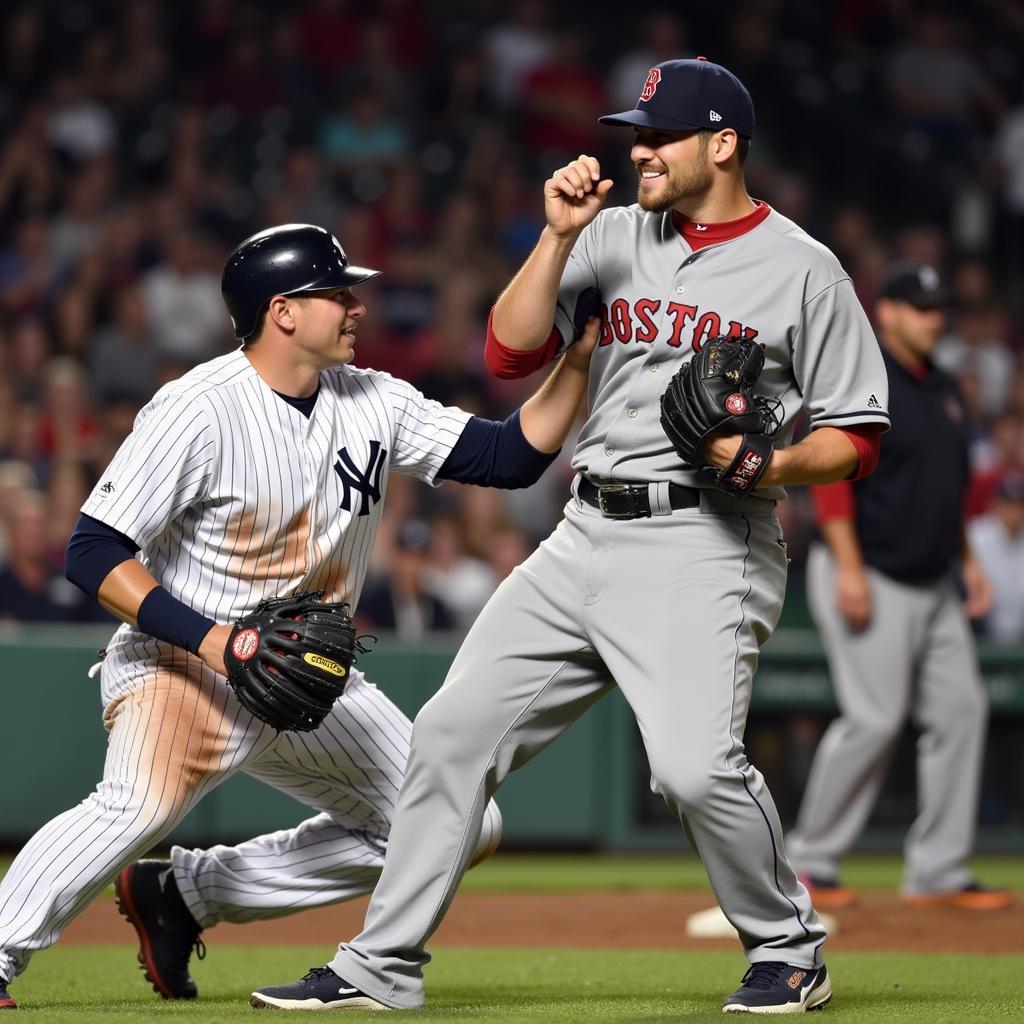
[
  {"left": 518, "top": 315, "right": 599, "bottom": 452},
  {"left": 438, "top": 316, "right": 600, "bottom": 489}
]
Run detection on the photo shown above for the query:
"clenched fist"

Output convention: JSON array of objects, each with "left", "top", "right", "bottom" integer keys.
[{"left": 543, "top": 154, "right": 614, "bottom": 238}]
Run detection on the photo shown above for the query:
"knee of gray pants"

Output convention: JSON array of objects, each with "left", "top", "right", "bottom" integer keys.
[
  {"left": 411, "top": 684, "right": 512, "bottom": 785},
  {"left": 835, "top": 710, "right": 905, "bottom": 750},
  {"left": 647, "top": 759, "right": 722, "bottom": 816}
]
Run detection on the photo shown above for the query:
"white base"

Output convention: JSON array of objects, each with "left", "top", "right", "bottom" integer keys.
[{"left": 685, "top": 905, "right": 838, "bottom": 939}]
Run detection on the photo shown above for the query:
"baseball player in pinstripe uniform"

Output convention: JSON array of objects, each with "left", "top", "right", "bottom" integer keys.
[
  {"left": 252, "top": 60, "right": 891, "bottom": 1015},
  {"left": 0, "top": 224, "right": 600, "bottom": 1011}
]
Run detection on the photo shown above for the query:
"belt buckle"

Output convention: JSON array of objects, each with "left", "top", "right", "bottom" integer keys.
[{"left": 597, "top": 484, "right": 643, "bottom": 519}]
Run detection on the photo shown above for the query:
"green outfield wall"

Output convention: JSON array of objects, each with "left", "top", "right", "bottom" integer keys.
[{"left": 2, "top": 625, "right": 1023, "bottom": 851}]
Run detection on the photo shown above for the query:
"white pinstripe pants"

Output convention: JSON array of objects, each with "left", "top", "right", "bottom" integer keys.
[{"left": 0, "top": 656, "right": 501, "bottom": 981}]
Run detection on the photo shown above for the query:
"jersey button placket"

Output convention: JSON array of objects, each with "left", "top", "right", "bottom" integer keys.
[{"left": 302, "top": 434, "right": 319, "bottom": 580}]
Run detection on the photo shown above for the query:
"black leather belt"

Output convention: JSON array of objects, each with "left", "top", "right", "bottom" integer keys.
[{"left": 578, "top": 478, "right": 700, "bottom": 520}]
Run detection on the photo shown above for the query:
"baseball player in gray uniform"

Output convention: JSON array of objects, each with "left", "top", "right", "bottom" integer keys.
[
  {"left": 0, "top": 224, "right": 601, "bottom": 1011},
  {"left": 252, "top": 61, "right": 890, "bottom": 1015},
  {"left": 786, "top": 261, "right": 1012, "bottom": 912}
]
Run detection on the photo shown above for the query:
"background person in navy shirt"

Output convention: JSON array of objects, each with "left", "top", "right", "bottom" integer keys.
[{"left": 787, "top": 261, "right": 1012, "bottom": 912}]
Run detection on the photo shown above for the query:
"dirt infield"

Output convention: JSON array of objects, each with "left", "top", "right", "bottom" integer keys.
[{"left": 66, "top": 891, "right": 1022, "bottom": 954}]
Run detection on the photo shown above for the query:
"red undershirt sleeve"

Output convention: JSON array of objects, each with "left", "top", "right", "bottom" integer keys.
[
  {"left": 484, "top": 308, "right": 563, "bottom": 379},
  {"left": 839, "top": 423, "right": 881, "bottom": 480},
  {"left": 809, "top": 425, "right": 880, "bottom": 522},
  {"left": 811, "top": 480, "right": 855, "bottom": 523}
]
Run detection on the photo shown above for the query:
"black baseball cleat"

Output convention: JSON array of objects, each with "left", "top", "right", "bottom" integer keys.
[
  {"left": 722, "top": 962, "right": 831, "bottom": 1014},
  {"left": 0, "top": 977, "right": 15, "bottom": 1010},
  {"left": 250, "top": 966, "right": 390, "bottom": 1010},
  {"left": 114, "top": 859, "right": 205, "bottom": 999}
]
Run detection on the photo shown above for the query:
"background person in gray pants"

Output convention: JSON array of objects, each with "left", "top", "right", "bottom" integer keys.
[{"left": 787, "top": 261, "right": 1013, "bottom": 913}]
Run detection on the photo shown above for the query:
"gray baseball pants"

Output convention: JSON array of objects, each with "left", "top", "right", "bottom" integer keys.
[
  {"left": 788, "top": 544, "right": 988, "bottom": 894},
  {"left": 329, "top": 491, "right": 826, "bottom": 1009}
]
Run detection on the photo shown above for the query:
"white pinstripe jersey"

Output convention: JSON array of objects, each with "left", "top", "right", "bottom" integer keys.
[
  {"left": 82, "top": 350, "right": 470, "bottom": 687},
  {"left": 553, "top": 206, "right": 891, "bottom": 499}
]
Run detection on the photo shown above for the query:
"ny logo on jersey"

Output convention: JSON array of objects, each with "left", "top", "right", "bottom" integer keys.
[{"left": 334, "top": 441, "right": 387, "bottom": 517}]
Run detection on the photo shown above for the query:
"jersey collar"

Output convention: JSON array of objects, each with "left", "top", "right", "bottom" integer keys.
[{"left": 672, "top": 200, "right": 771, "bottom": 251}]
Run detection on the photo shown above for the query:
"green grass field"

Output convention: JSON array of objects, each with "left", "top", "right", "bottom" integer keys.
[
  {"left": 2, "top": 854, "right": 1022, "bottom": 1021},
  {"left": 7, "top": 947, "right": 1023, "bottom": 1022}
]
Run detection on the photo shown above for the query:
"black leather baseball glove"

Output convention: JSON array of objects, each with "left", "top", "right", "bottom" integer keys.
[
  {"left": 660, "top": 335, "right": 781, "bottom": 496},
  {"left": 223, "top": 589, "right": 365, "bottom": 732}
]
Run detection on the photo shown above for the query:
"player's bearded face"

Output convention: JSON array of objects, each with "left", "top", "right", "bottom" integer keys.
[{"left": 633, "top": 131, "right": 713, "bottom": 213}]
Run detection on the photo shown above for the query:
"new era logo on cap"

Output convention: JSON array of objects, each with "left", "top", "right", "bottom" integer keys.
[{"left": 599, "top": 58, "right": 754, "bottom": 137}]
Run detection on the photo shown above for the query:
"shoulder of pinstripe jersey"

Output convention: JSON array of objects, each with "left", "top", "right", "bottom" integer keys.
[
  {"left": 321, "top": 362, "right": 402, "bottom": 392},
  {"left": 149, "top": 351, "right": 260, "bottom": 403}
]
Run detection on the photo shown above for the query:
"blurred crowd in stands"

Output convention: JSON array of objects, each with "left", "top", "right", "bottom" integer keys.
[{"left": 1, "top": 0, "right": 1023, "bottom": 643}]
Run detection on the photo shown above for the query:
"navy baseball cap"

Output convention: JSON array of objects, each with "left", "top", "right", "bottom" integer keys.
[
  {"left": 598, "top": 57, "right": 754, "bottom": 138},
  {"left": 879, "top": 261, "right": 947, "bottom": 309}
]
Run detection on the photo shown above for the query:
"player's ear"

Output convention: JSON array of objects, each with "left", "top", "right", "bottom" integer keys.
[
  {"left": 712, "top": 130, "right": 738, "bottom": 167},
  {"left": 266, "top": 294, "right": 297, "bottom": 333}
]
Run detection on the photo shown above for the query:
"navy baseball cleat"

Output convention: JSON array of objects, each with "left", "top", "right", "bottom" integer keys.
[
  {"left": 722, "top": 962, "right": 831, "bottom": 1014},
  {"left": 114, "top": 860, "right": 205, "bottom": 999},
  {"left": 0, "top": 977, "right": 15, "bottom": 1010},
  {"left": 250, "top": 966, "right": 390, "bottom": 1010}
]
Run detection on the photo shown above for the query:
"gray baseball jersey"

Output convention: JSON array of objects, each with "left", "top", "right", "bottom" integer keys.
[
  {"left": 324, "top": 205, "right": 891, "bottom": 1009},
  {"left": 556, "top": 206, "right": 890, "bottom": 497},
  {"left": 0, "top": 350, "right": 501, "bottom": 985}
]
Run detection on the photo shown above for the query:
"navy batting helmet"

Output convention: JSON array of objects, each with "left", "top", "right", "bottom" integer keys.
[{"left": 221, "top": 223, "right": 381, "bottom": 340}]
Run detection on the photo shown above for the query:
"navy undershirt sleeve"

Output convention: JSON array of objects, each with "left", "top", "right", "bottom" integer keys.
[
  {"left": 437, "top": 410, "right": 559, "bottom": 488},
  {"left": 66, "top": 512, "right": 216, "bottom": 656},
  {"left": 65, "top": 513, "right": 141, "bottom": 595}
]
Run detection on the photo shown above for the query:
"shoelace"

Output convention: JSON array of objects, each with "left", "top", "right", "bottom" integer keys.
[
  {"left": 301, "top": 966, "right": 339, "bottom": 982},
  {"left": 194, "top": 938, "right": 207, "bottom": 962},
  {"left": 740, "top": 962, "right": 791, "bottom": 990}
]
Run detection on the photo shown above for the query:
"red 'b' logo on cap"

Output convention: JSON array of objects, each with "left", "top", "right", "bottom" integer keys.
[{"left": 640, "top": 68, "right": 662, "bottom": 102}]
